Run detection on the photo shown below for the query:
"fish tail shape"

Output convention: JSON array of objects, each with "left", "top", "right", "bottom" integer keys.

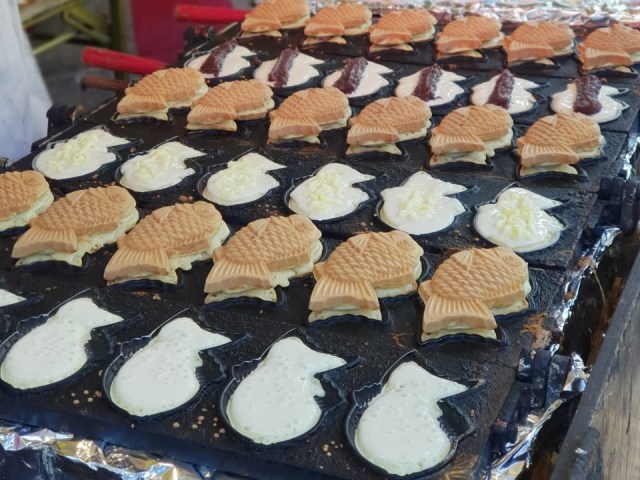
[
  {"left": 505, "top": 39, "right": 554, "bottom": 63},
  {"left": 419, "top": 281, "right": 496, "bottom": 329},
  {"left": 310, "top": 262, "right": 379, "bottom": 311},
  {"left": 103, "top": 246, "right": 170, "bottom": 281},
  {"left": 12, "top": 227, "right": 78, "bottom": 258},
  {"left": 204, "top": 258, "right": 272, "bottom": 293},
  {"left": 518, "top": 143, "right": 578, "bottom": 167},
  {"left": 347, "top": 122, "right": 399, "bottom": 145},
  {"left": 430, "top": 132, "right": 485, "bottom": 154},
  {"left": 268, "top": 115, "right": 321, "bottom": 141}
]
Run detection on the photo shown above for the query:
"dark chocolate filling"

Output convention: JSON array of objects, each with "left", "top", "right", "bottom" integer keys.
[
  {"left": 333, "top": 57, "right": 368, "bottom": 95},
  {"left": 574, "top": 75, "right": 603, "bottom": 115},
  {"left": 487, "top": 70, "right": 515, "bottom": 110},
  {"left": 200, "top": 39, "right": 239, "bottom": 77},
  {"left": 268, "top": 48, "right": 299, "bottom": 88},
  {"left": 412, "top": 64, "right": 443, "bottom": 101}
]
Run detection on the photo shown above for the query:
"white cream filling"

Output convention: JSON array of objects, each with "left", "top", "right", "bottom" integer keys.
[
  {"left": 395, "top": 70, "right": 466, "bottom": 107},
  {"left": 254, "top": 53, "right": 324, "bottom": 88},
  {"left": 0, "top": 289, "right": 25, "bottom": 308},
  {"left": 186, "top": 45, "right": 255, "bottom": 79},
  {"left": 551, "top": 83, "right": 626, "bottom": 123},
  {"left": 322, "top": 61, "right": 392, "bottom": 98},
  {"left": 471, "top": 75, "right": 539, "bottom": 115}
]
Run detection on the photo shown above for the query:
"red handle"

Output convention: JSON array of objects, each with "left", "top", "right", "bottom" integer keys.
[
  {"left": 81, "top": 75, "right": 129, "bottom": 93},
  {"left": 82, "top": 48, "right": 167, "bottom": 75},
  {"left": 174, "top": 4, "right": 248, "bottom": 23}
]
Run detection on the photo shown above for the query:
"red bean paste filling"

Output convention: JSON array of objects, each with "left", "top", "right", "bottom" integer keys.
[
  {"left": 412, "top": 64, "right": 443, "bottom": 101},
  {"left": 574, "top": 75, "right": 602, "bottom": 115},
  {"left": 487, "top": 70, "right": 515, "bottom": 109},
  {"left": 333, "top": 57, "right": 369, "bottom": 94},
  {"left": 200, "top": 39, "right": 239, "bottom": 77},
  {"left": 268, "top": 48, "right": 299, "bottom": 88}
]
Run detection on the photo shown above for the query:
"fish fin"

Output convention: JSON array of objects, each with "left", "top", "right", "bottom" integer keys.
[
  {"left": 204, "top": 258, "right": 272, "bottom": 293},
  {"left": 309, "top": 276, "right": 379, "bottom": 311},
  {"left": 347, "top": 122, "right": 399, "bottom": 145},
  {"left": 104, "top": 246, "right": 170, "bottom": 281},
  {"left": 519, "top": 143, "right": 578, "bottom": 167},
  {"left": 12, "top": 227, "right": 77, "bottom": 259}
]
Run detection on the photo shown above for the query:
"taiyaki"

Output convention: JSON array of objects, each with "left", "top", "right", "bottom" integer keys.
[
  {"left": 369, "top": 9, "right": 437, "bottom": 52},
  {"left": 395, "top": 64, "right": 467, "bottom": 108},
  {"left": 577, "top": 24, "right": 640, "bottom": 73},
  {"left": 322, "top": 57, "right": 392, "bottom": 99},
  {"left": 347, "top": 96, "right": 432, "bottom": 155},
  {"left": 116, "top": 68, "right": 207, "bottom": 120},
  {"left": 470, "top": 70, "right": 539, "bottom": 115},
  {"left": 551, "top": 75, "right": 628, "bottom": 124},
  {"left": 253, "top": 49, "right": 324, "bottom": 89},
  {"left": 503, "top": 21, "right": 575, "bottom": 65},
  {"left": 187, "top": 80, "right": 274, "bottom": 131},
  {"left": 241, "top": 0, "right": 310, "bottom": 37},
  {"left": 186, "top": 40, "right": 256, "bottom": 80},
  {"left": 0, "top": 171, "right": 53, "bottom": 233},
  {"left": 104, "top": 202, "right": 230, "bottom": 285},
  {"left": 309, "top": 231, "right": 423, "bottom": 322},
  {"left": 429, "top": 104, "right": 513, "bottom": 166},
  {"left": 204, "top": 215, "right": 322, "bottom": 303},
  {"left": 303, "top": 4, "right": 372, "bottom": 45},
  {"left": 268, "top": 87, "right": 351, "bottom": 143},
  {"left": 436, "top": 16, "right": 503, "bottom": 58},
  {"left": 419, "top": 247, "right": 531, "bottom": 341},
  {"left": 516, "top": 112, "right": 603, "bottom": 177},
  {"left": 12, "top": 186, "right": 138, "bottom": 267}
]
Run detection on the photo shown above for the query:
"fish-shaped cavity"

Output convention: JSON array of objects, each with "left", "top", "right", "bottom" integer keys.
[
  {"left": 241, "top": 0, "right": 310, "bottom": 37},
  {"left": 187, "top": 80, "right": 274, "bottom": 132},
  {"left": 551, "top": 75, "right": 627, "bottom": 124},
  {"left": 346, "top": 96, "right": 432, "bottom": 156},
  {"left": 379, "top": 172, "right": 466, "bottom": 235},
  {"left": 253, "top": 49, "right": 324, "bottom": 89},
  {"left": 202, "top": 152, "right": 285, "bottom": 206},
  {"left": 116, "top": 68, "right": 207, "bottom": 121},
  {"left": 109, "top": 317, "right": 231, "bottom": 417},
  {"left": 288, "top": 163, "right": 374, "bottom": 220},
  {"left": 204, "top": 214, "right": 322, "bottom": 303},
  {"left": 429, "top": 105, "right": 513, "bottom": 167},
  {"left": 104, "top": 202, "right": 230, "bottom": 285},
  {"left": 354, "top": 361, "right": 468, "bottom": 476},
  {"left": 474, "top": 187, "right": 564, "bottom": 253},
  {"left": 395, "top": 64, "right": 466, "bottom": 108},
  {"left": 323, "top": 57, "right": 392, "bottom": 99},
  {"left": 577, "top": 24, "right": 640, "bottom": 73},
  {"left": 0, "top": 171, "right": 53, "bottom": 233},
  {"left": 0, "top": 289, "right": 25, "bottom": 308},
  {"left": 11, "top": 186, "right": 138, "bottom": 267},
  {"left": 436, "top": 16, "right": 503, "bottom": 58},
  {"left": 0, "top": 297, "right": 123, "bottom": 389},
  {"left": 225, "top": 336, "right": 346, "bottom": 445},
  {"left": 369, "top": 9, "right": 437, "bottom": 52},
  {"left": 471, "top": 70, "right": 539, "bottom": 115},
  {"left": 419, "top": 247, "right": 531, "bottom": 342},
  {"left": 309, "top": 231, "right": 423, "bottom": 322},
  {"left": 33, "top": 128, "right": 131, "bottom": 180},
  {"left": 303, "top": 4, "right": 372, "bottom": 45},
  {"left": 503, "top": 21, "right": 575, "bottom": 65},
  {"left": 267, "top": 87, "right": 351, "bottom": 144},
  {"left": 118, "top": 141, "right": 205, "bottom": 192},
  {"left": 186, "top": 39, "right": 256, "bottom": 80},
  {"left": 516, "top": 112, "right": 604, "bottom": 177}
]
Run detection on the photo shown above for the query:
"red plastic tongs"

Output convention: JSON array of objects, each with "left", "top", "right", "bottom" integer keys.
[{"left": 174, "top": 4, "right": 248, "bottom": 24}]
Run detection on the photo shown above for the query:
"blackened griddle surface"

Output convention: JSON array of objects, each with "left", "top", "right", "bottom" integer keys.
[{"left": 0, "top": 19, "right": 637, "bottom": 480}]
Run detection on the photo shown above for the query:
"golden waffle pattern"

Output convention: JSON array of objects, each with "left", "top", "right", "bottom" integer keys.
[{"left": 0, "top": 171, "right": 50, "bottom": 219}]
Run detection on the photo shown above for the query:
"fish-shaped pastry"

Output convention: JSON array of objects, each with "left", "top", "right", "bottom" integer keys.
[
  {"left": 309, "top": 231, "right": 423, "bottom": 322},
  {"left": 436, "top": 16, "right": 503, "bottom": 57},
  {"left": 104, "top": 202, "right": 230, "bottom": 285},
  {"left": 419, "top": 247, "right": 530, "bottom": 342},
  {"left": 268, "top": 87, "right": 351, "bottom": 143},
  {"left": 369, "top": 9, "right": 437, "bottom": 52},
  {"left": 429, "top": 104, "right": 513, "bottom": 166},
  {"left": 12, "top": 186, "right": 138, "bottom": 267},
  {"left": 241, "top": 0, "right": 310, "bottom": 37},
  {"left": 0, "top": 171, "right": 54, "bottom": 233},
  {"left": 304, "top": 4, "right": 372, "bottom": 45},
  {"left": 187, "top": 80, "right": 275, "bottom": 131},
  {"left": 347, "top": 96, "right": 432, "bottom": 155},
  {"left": 204, "top": 214, "right": 322, "bottom": 303},
  {"left": 503, "top": 21, "right": 575, "bottom": 65},
  {"left": 516, "top": 112, "right": 603, "bottom": 177},
  {"left": 577, "top": 24, "right": 640, "bottom": 73}
]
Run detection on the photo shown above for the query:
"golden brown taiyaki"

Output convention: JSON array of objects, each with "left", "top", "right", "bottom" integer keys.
[
  {"left": 241, "top": 0, "right": 310, "bottom": 37},
  {"left": 309, "top": 231, "right": 423, "bottom": 322},
  {"left": 205, "top": 214, "right": 322, "bottom": 303},
  {"left": 0, "top": 171, "right": 53, "bottom": 233},
  {"left": 347, "top": 96, "right": 432, "bottom": 155},
  {"left": 419, "top": 247, "right": 530, "bottom": 341},
  {"left": 304, "top": 4, "right": 372, "bottom": 45},
  {"left": 104, "top": 202, "right": 230, "bottom": 285},
  {"left": 436, "top": 16, "right": 503, "bottom": 57},
  {"left": 12, "top": 186, "right": 138, "bottom": 267},
  {"left": 578, "top": 24, "right": 640, "bottom": 72},
  {"left": 503, "top": 21, "right": 575, "bottom": 65},
  {"left": 368, "top": 9, "right": 437, "bottom": 52}
]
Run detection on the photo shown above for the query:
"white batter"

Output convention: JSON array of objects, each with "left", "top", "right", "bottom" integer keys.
[
  {"left": 471, "top": 74, "right": 539, "bottom": 115},
  {"left": 288, "top": 163, "right": 374, "bottom": 221},
  {"left": 203, "top": 152, "right": 285, "bottom": 206},
  {"left": 0, "top": 289, "right": 25, "bottom": 308},
  {"left": 109, "top": 317, "right": 231, "bottom": 416},
  {"left": 323, "top": 60, "right": 392, "bottom": 98},
  {"left": 0, "top": 297, "right": 123, "bottom": 389},
  {"left": 551, "top": 83, "right": 627, "bottom": 123},
  {"left": 395, "top": 69, "right": 466, "bottom": 107},
  {"left": 254, "top": 52, "right": 324, "bottom": 88},
  {"left": 355, "top": 361, "right": 468, "bottom": 476},
  {"left": 186, "top": 44, "right": 256, "bottom": 79},
  {"left": 226, "top": 336, "right": 346, "bottom": 445}
]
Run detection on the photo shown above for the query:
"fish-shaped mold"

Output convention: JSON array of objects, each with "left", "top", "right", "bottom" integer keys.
[
  {"left": 253, "top": 49, "right": 325, "bottom": 91},
  {"left": 551, "top": 75, "right": 628, "bottom": 124},
  {"left": 470, "top": 70, "right": 540, "bottom": 115},
  {"left": 0, "top": 296, "right": 124, "bottom": 390},
  {"left": 322, "top": 57, "right": 393, "bottom": 101},
  {"left": 309, "top": 231, "right": 423, "bottom": 322},
  {"left": 222, "top": 335, "right": 347, "bottom": 445},
  {"left": 0, "top": 171, "right": 53, "bottom": 233},
  {"left": 104, "top": 202, "right": 230, "bottom": 285},
  {"left": 577, "top": 24, "right": 640, "bottom": 73},
  {"left": 11, "top": 186, "right": 138, "bottom": 267},
  {"left": 369, "top": 9, "right": 437, "bottom": 52},
  {"left": 185, "top": 39, "right": 256, "bottom": 80},
  {"left": 204, "top": 214, "right": 322, "bottom": 303},
  {"left": 241, "top": 0, "right": 310, "bottom": 37},
  {"left": 395, "top": 64, "right": 467, "bottom": 108},
  {"left": 303, "top": 4, "right": 372, "bottom": 45},
  {"left": 106, "top": 316, "right": 231, "bottom": 417},
  {"left": 503, "top": 21, "right": 575, "bottom": 65}
]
